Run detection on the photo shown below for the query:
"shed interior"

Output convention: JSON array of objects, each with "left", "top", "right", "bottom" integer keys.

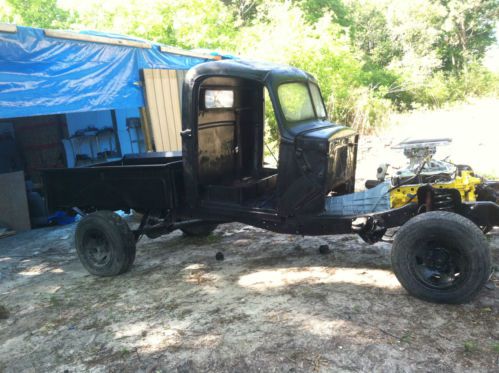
[{"left": 0, "top": 107, "right": 146, "bottom": 230}]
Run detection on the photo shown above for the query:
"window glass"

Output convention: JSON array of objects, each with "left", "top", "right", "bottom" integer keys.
[
  {"left": 204, "top": 89, "right": 234, "bottom": 109},
  {"left": 309, "top": 83, "right": 326, "bottom": 118},
  {"left": 277, "top": 83, "right": 315, "bottom": 122},
  {"left": 263, "top": 88, "right": 279, "bottom": 169}
]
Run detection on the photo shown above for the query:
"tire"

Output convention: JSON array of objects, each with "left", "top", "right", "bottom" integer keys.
[
  {"left": 181, "top": 223, "right": 218, "bottom": 237},
  {"left": 75, "top": 211, "right": 136, "bottom": 276},
  {"left": 391, "top": 211, "right": 491, "bottom": 304}
]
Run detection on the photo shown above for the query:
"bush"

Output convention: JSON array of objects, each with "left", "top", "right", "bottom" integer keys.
[
  {"left": 413, "top": 71, "right": 452, "bottom": 108},
  {"left": 454, "top": 63, "right": 499, "bottom": 98},
  {"left": 328, "top": 86, "right": 392, "bottom": 134},
  {"left": 411, "top": 64, "right": 499, "bottom": 109}
]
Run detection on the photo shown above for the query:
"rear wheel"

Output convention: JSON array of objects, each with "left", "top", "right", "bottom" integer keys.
[
  {"left": 391, "top": 211, "right": 490, "bottom": 304},
  {"left": 75, "top": 211, "right": 136, "bottom": 276},
  {"left": 181, "top": 223, "right": 218, "bottom": 237}
]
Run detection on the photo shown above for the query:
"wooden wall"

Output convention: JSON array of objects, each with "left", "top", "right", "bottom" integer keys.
[{"left": 142, "top": 69, "right": 184, "bottom": 152}]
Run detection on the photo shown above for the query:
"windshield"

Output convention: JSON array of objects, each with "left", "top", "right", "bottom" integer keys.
[
  {"left": 277, "top": 82, "right": 326, "bottom": 125},
  {"left": 278, "top": 83, "right": 314, "bottom": 122}
]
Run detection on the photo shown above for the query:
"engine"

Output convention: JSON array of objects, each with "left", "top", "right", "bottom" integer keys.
[{"left": 385, "top": 138, "right": 482, "bottom": 209}]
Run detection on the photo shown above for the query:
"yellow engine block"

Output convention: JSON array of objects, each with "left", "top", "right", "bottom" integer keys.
[{"left": 390, "top": 171, "right": 482, "bottom": 209}]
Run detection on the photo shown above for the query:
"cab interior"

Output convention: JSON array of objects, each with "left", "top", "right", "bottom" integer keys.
[{"left": 196, "top": 76, "right": 277, "bottom": 208}]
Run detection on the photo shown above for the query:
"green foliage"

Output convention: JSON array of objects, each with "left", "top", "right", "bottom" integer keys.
[
  {"left": 414, "top": 71, "right": 452, "bottom": 108},
  {"left": 153, "top": 0, "right": 238, "bottom": 49},
  {"left": 0, "top": 0, "right": 15, "bottom": 23},
  {"left": 411, "top": 63, "right": 499, "bottom": 108},
  {"left": 463, "top": 340, "right": 478, "bottom": 353},
  {"left": 222, "top": 0, "right": 262, "bottom": 26},
  {"left": 455, "top": 63, "right": 499, "bottom": 97},
  {"left": 348, "top": 1, "right": 402, "bottom": 68},
  {"left": 234, "top": 2, "right": 392, "bottom": 133},
  {"left": 264, "top": 91, "right": 280, "bottom": 146},
  {"left": 294, "top": 0, "right": 351, "bottom": 26},
  {"left": 329, "top": 85, "right": 392, "bottom": 134},
  {"left": 436, "top": 0, "right": 499, "bottom": 71},
  {"left": 1, "top": 0, "right": 498, "bottom": 133},
  {"left": 70, "top": 0, "right": 237, "bottom": 50},
  {"left": 6, "top": 0, "right": 74, "bottom": 28}
]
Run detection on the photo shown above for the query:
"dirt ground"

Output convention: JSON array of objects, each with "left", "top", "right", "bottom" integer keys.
[{"left": 1, "top": 99, "right": 499, "bottom": 372}]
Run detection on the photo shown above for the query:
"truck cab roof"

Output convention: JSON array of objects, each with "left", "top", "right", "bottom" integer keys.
[{"left": 184, "top": 59, "right": 317, "bottom": 86}]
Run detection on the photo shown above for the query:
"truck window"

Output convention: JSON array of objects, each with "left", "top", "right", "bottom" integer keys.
[
  {"left": 277, "top": 83, "right": 315, "bottom": 122},
  {"left": 309, "top": 83, "right": 326, "bottom": 119},
  {"left": 204, "top": 89, "right": 234, "bottom": 109},
  {"left": 264, "top": 88, "right": 279, "bottom": 169}
]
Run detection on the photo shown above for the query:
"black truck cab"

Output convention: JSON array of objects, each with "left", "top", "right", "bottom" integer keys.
[{"left": 181, "top": 60, "right": 357, "bottom": 218}]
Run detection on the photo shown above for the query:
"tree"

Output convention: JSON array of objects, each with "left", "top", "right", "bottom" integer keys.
[
  {"left": 6, "top": 0, "right": 74, "bottom": 29},
  {"left": 382, "top": 0, "right": 445, "bottom": 87},
  {"left": 68, "top": 0, "right": 236, "bottom": 50},
  {"left": 222, "top": 0, "right": 262, "bottom": 25},
  {"left": 435, "top": 0, "right": 499, "bottom": 71},
  {"left": 0, "top": 0, "right": 15, "bottom": 24},
  {"left": 294, "top": 0, "right": 351, "bottom": 26},
  {"left": 155, "top": 0, "right": 237, "bottom": 49},
  {"left": 348, "top": 1, "right": 402, "bottom": 68}
]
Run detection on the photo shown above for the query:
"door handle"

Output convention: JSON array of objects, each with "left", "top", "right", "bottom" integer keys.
[{"left": 180, "top": 129, "right": 192, "bottom": 138}]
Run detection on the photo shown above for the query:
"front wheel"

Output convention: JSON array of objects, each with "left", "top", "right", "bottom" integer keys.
[{"left": 391, "top": 211, "right": 491, "bottom": 304}]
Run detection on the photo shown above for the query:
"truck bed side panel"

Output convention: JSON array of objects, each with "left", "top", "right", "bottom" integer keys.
[{"left": 42, "top": 161, "right": 183, "bottom": 212}]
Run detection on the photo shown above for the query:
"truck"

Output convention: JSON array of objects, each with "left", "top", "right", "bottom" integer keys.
[{"left": 43, "top": 59, "right": 499, "bottom": 304}]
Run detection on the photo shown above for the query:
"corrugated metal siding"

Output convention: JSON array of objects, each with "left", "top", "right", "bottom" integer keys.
[{"left": 142, "top": 69, "right": 184, "bottom": 151}]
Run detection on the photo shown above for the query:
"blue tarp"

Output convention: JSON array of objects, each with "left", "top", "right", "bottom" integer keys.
[{"left": 0, "top": 26, "right": 213, "bottom": 119}]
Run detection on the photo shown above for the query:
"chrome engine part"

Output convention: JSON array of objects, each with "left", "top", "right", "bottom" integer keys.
[{"left": 391, "top": 138, "right": 456, "bottom": 185}]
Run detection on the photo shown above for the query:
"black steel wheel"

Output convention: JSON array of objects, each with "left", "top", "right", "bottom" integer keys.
[
  {"left": 411, "top": 242, "right": 469, "bottom": 290},
  {"left": 391, "top": 211, "right": 490, "bottom": 304},
  {"left": 75, "top": 211, "right": 136, "bottom": 276},
  {"left": 181, "top": 223, "right": 218, "bottom": 237}
]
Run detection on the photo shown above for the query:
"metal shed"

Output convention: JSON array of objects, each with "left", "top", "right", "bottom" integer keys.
[
  {"left": 0, "top": 23, "right": 226, "bottom": 230},
  {"left": 0, "top": 24, "right": 224, "bottom": 154}
]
